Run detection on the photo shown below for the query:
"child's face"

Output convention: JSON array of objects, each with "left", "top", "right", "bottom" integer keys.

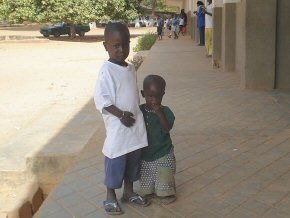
[
  {"left": 142, "top": 83, "right": 165, "bottom": 109},
  {"left": 104, "top": 29, "right": 130, "bottom": 63}
]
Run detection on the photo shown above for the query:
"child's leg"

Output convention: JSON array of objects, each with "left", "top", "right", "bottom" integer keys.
[
  {"left": 104, "top": 156, "right": 125, "bottom": 195},
  {"left": 174, "top": 31, "right": 178, "bottom": 39},
  {"left": 123, "top": 179, "right": 134, "bottom": 196},
  {"left": 155, "top": 150, "right": 176, "bottom": 205},
  {"left": 122, "top": 149, "right": 150, "bottom": 206},
  {"left": 122, "top": 149, "right": 142, "bottom": 198},
  {"left": 107, "top": 187, "right": 117, "bottom": 201},
  {"left": 103, "top": 156, "right": 126, "bottom": 214}
]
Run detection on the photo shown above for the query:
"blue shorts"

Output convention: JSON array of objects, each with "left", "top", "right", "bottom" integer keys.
[{"left": 104, "top": 149, "right": 142, "bottom": 189}]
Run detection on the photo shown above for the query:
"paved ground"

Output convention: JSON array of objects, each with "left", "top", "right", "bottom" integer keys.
[{"left": 34, "top": 34, "right": 290, "bottom": 218}]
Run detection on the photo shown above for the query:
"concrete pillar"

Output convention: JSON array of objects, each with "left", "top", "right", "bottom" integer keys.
[
  {"left": 275, "top": 0, "right": 290, "bottom": 89},
  {"left": 212, "top": 0, "right": 223, "bottom": 68},
  {"left": 221, "top": 1, "right": 236, "bottom": 72},
  {"left": 190, "top": 16, "right": 195, "bottom": 40},
  {"left": 235, "top": 0, "right": 246, "bottom": 81},
  {"left": 240, "top": 0, "right": 277, "bottom": 89},
  {"left": 193, "top": 16, "right": 199, "bottom": 42},
  {"left": 191, "top": 0, "right": 199, "bottom": 43},
  {"left": 186, "top": 11, "right": 193, "bottom": 36}
]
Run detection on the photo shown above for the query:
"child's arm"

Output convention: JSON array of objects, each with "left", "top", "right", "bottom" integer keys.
[
  {"left": 104, "top": 105, "right": 135, "bottom": 127},
  {"left": 152, "top": 105, "right": 172, "bottom": 132}
]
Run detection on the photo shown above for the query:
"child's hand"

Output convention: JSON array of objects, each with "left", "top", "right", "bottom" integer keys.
[
  {"left": 120, "top": 111, "right": 135, "bottom": 127},
  {"left": 151, "top": 104, "right": 172, "bottom": 132},
  {"left": 152, "top": 104, "right": 163, "bottom": 115}
]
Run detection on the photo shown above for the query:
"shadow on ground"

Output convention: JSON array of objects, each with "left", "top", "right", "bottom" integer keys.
[{"left": 43, "top": 34, "right": 140, "bottom": 43}]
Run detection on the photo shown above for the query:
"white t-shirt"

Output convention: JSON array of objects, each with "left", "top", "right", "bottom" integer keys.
[
  {"left": 179, "top": 18, "right": 184, "bottom": 26},
  {"left": 94, "top": 61, "right": 148, "bottom": 158},
  {"left": 205, "top": 4, "right": 213, "bottom": 28}
]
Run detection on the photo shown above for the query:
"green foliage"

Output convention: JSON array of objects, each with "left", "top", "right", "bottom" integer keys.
[
  {"left": 0, "top": 0, "right": 143, "bottom": 24},
  {"left": 142, "top": 0, "right": 164, "bottom": 10},
  {"left": 133, "top": 32, "right": 158, "bottom": 52},
  {"left": 34, "top": 0, "right": 98, "bottom": 24},
  {"left": 141, "top": 0, "right": 179, "bottom": 13},
  {"left": 0, "top": 0, "right": 36, "bottom": 23},
  {"left": 102, "top": 0, "right": 143, "bottom": 22}
]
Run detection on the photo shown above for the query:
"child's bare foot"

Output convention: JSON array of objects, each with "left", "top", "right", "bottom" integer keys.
[{"left": 160, "top": 195, "right": 176, "bottom": 205}]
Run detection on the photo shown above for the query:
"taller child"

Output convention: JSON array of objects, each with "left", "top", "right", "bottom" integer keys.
[{"left": 94, "top": 22, "right": 150, "bottom": 215}]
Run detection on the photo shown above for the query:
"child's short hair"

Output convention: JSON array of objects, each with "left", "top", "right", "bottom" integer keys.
[
  {"left": 104, "top": 22, "right": 129, "bottom": 41},
  {"left": 143, "top": 75, "right": 166, "bottom": 91},
  {"left": 197, "top": 1, "right": 204, "bottom": 6}
]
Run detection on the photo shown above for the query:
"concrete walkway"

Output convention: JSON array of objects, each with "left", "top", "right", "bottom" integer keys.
[{"left": 35, "top": 35, "right": 290, "bottom": 218}]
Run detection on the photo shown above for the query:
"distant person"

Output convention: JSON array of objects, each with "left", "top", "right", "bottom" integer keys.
[
  {"left": 205, "top": 0, "right": 213, "bottom": 57},
  {"left": 178, "top": 9, "right": 187, "bottom": 36},
  {"left": 166, "top": 16, "right": 172, "bottom": 38},
  {"left": 139, "top": 75, "right": 177, "bottom": 205},
  {"left": 172, "top": 14, "right": 179, "bottom": 39},
  {"left": 94, "top": 22, "right": 150, "bottom": 215},
  {"left": 157, "top": 15, "right": 164, "bottom": 40},
  {"left": 178, "top": 15, "right": 185, "bottom": 36},
  {"left": 194, "top": 1, "right": 205, "bottom": 46}
]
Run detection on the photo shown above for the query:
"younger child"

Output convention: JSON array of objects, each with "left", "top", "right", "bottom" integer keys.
[
  {"left": 94, "top": 22, "right": 149, "bottom": 215},
  {"left": 139, "top": 75, "right": 176, "bottom": 205}
]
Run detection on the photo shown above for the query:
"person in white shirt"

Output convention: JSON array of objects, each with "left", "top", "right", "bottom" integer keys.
[
  {"left": 178, "top": 9, "right": 187, "bottom": 36},
  {"left": 205, "top": 0, "right": 213, "bottom": 57},
  {"left": 94, "top": 22, "right": 150, "bottom": 215}
]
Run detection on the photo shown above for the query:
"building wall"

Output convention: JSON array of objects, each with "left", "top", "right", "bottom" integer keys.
[
  {"left": 186, "top": 0, "right": 290, "bottom": 89},
  {"left": 275, "top": 0, "right": 290, "bottom": 89}
]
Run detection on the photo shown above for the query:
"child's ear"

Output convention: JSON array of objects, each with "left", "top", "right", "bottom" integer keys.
[
  {"left": 103, "top": 41, "right": 108, "bottom": 51},
  {"left": 141, "top": 90, "right": 145, "bottom": 97}
]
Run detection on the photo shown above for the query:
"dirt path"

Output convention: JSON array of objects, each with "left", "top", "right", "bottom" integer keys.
[{"left": 0, "top": 26, "right": 153, "bottom": 146}]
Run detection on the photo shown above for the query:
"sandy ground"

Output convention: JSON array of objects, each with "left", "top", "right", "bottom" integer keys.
[{"left": 0, "top": 26, "right": 155, "bottom": 146}]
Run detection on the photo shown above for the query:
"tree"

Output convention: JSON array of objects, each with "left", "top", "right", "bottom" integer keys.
[
  {"left": 151, "top": 0, "right": 157, "bottom": 16},
  {"left": 141, "top": 0, "right": 178, "bottom": 16},
  {"left": 0, "top": 0, "right": 142, "bottom": 36},
  {"left": 0, "top": 0, "right": 36, "bottom": 23}
]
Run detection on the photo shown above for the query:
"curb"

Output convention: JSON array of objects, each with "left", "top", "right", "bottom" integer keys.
[{"left": 0, "top": 35, "right": 46, "bottom": 41}]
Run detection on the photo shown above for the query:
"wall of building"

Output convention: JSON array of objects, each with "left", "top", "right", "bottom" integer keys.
[
  {"left": 275, "top": 0, "right": 290, "bottom": 89},
  {"left": 188, "top": 0, "right": 289, "bottom": 89}
]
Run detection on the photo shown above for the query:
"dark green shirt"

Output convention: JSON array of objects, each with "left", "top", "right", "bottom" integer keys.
[{"left": 140, "top": 104, "right": 175, "bottom": 161}]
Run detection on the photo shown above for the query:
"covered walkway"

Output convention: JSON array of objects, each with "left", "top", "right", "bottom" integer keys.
[{"left": 36, "top": 35, "right": 290, "bottom": 218}]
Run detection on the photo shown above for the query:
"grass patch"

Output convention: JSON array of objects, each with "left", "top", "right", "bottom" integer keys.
[{"left": 133, "top": 32, "right": 158, "bottom": 52}]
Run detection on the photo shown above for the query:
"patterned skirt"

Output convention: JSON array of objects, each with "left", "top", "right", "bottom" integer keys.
[{"left": 139, "top": 149, "right": 176, "bottom": 197}]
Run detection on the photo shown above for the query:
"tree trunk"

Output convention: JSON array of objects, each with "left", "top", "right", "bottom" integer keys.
[
  {"left": 70, "top": 24, "right": 76, "bottom": 38},
  {"left": 151, "top": 0, "right": 157, "bottom": 16}
]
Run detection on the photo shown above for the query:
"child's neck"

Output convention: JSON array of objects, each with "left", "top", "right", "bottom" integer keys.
[{"left": 108, "top": 58, "right": 128, "bottom": 67}]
